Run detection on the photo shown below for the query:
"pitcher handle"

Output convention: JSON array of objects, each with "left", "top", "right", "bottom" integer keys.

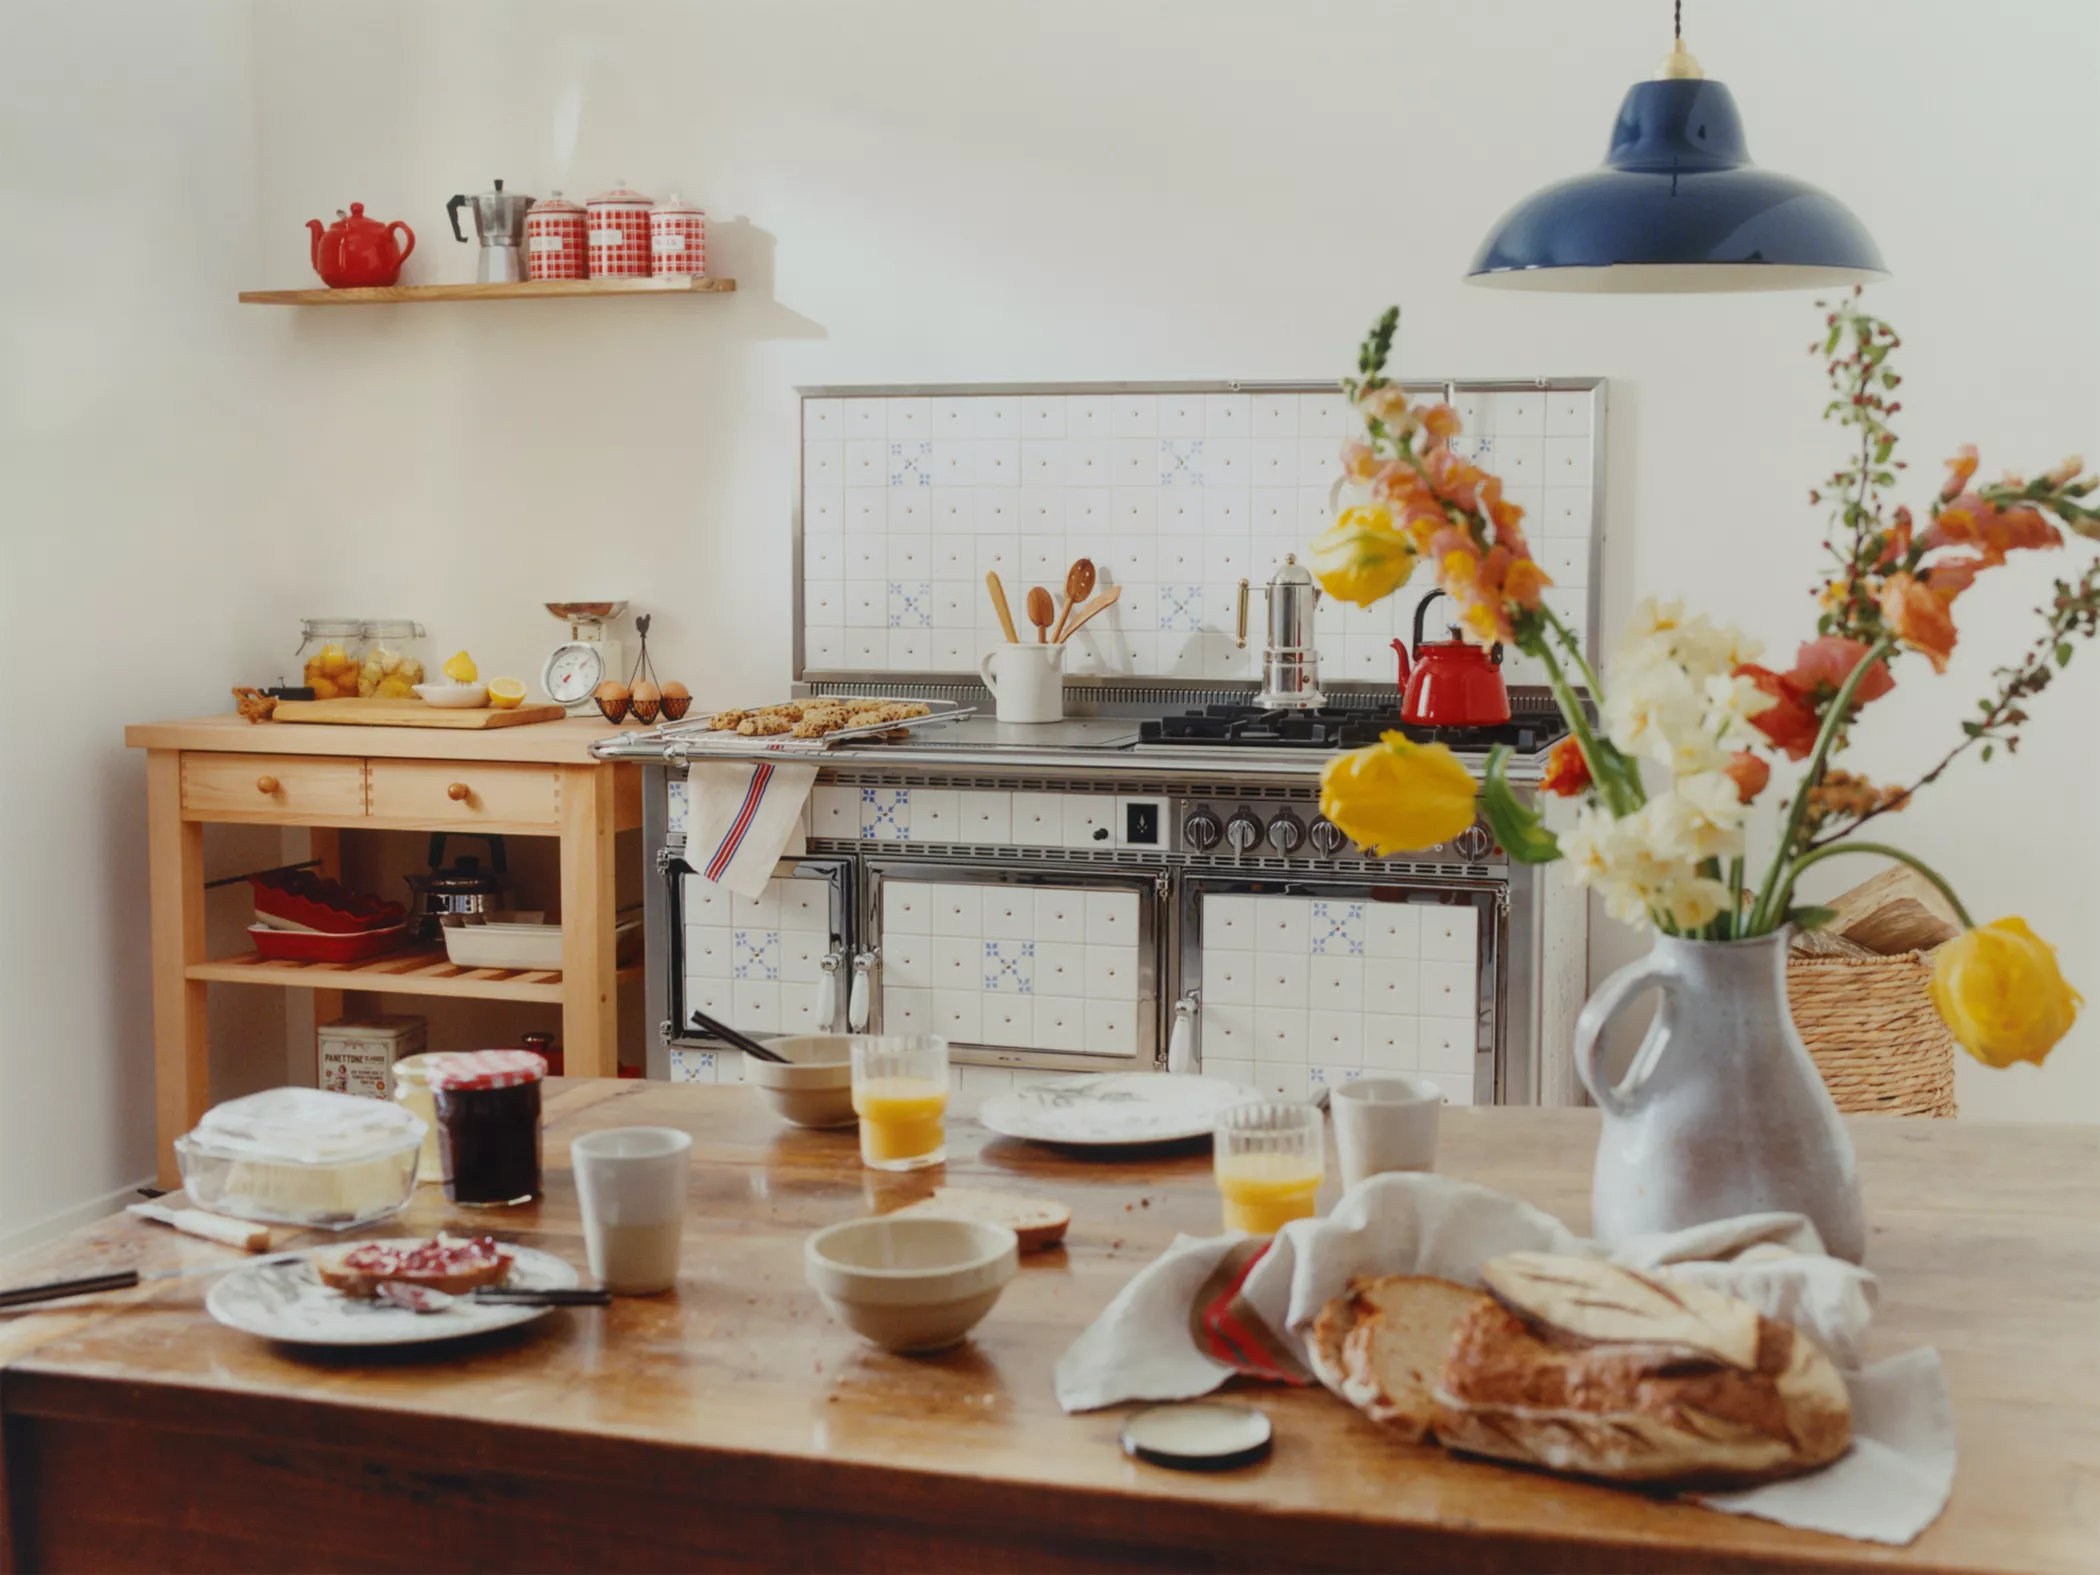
[
  {"left": 1573, "top": 948, "right": 1682, "bottom": 1119},
  {"left": 977, "top": 648, "right": 1001, "bottom": 701}
]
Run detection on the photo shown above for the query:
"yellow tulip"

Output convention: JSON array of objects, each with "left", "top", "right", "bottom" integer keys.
[
  {"left": 1319, "top": 733, "right": 1479, "bottom": 855},
  {"left": 1307, "top": 505, "right": 1418, "bottom": 610},
  {"left": 1929, "top": 917, "right": 2083, "bottom": 1068}
]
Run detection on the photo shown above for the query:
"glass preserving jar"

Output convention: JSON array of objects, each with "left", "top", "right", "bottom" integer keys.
[
  {"left": 427, "top": 1050, "right": 546, "bottom": 1205},
  {"left": 296, "top": 618, "right": 367, "bottom": 699},
  {"left": 359, "top": 619, "right": 427, "bottom": 699}
]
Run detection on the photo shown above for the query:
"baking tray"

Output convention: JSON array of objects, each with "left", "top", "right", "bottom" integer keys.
[{"left": 639, "top": 697, "right": 975, "bottom": 756}]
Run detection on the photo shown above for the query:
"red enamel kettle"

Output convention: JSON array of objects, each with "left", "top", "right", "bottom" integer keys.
[
  {"left": 306, "top": 203, "right": 416, "bottom": 288},
  {"left": 1391, "top": 589, "right": 1511, "bottom": 726}
]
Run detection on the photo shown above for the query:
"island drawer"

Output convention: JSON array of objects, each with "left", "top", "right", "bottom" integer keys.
[
  {"left": 366, "top": 760, "right": 560, "bottom": 829},
  {"left": 180, "top": 753, "right": 366, "bottom": 823}
]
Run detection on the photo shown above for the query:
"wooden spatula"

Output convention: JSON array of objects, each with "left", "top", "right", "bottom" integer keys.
[
  {"left": 1025, "top": 586, "right": 1056, "bottom": 644},
  {"left": 1059, "top": 587, "right": 1122, "bottom": 642},
  {"left": 1049, "top": 558, "right": 1096, "bottom": 642},
  {"left": 984, "top": 572, "right": 1020, "bottom": 643}
]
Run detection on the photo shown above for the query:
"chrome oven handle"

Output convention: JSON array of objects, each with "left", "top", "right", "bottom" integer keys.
[
  {"left": 849, "top": 949, "right": 878, "bottom": 1032},
  {"left": 1167, "top": 991, "right": 1200, "bottom": 1074}
]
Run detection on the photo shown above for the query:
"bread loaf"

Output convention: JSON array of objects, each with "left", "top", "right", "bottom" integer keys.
[
  {"left": 315, "top": 1235, "right": 515, "bottom": 1299},
  {"left": 1313, "top": 1276, "right": 1491, "bottom": 1443},
  {"left": 1432, "top": 1253, "right": 1851, "bottom": 1487}
]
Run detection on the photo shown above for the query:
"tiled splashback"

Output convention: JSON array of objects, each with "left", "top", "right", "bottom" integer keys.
[
  {"left": 678, "top": 872, "right": 835, "bottom": 1045},
  {"left": 1197, "top": 893, "right": 1482, "bottom": 1107},
  {"left": 798, "top": 383, "right": 1602, "bottom": 687}
]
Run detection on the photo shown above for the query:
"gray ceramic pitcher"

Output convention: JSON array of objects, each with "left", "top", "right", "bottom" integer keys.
[{"left": 1574, "top": 930, "right": 1866, "bottom": 1264}]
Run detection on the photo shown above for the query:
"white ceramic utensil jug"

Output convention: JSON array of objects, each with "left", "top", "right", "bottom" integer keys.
[{"left": 978, "top": 643, "right": 1065, "bottom": 724}]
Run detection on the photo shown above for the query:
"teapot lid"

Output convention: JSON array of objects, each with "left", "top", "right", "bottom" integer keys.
[
  {"left": 587, "top": 182, "right": 653, "bottom": 206},
  {"left": 529, "top": 189, "right": 585, "bottom": 214},
  {"left": 653, "top": 191, "right": 703, "bottom": 215}
]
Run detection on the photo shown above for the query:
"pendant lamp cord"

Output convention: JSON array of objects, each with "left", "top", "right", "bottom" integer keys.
[{"left": 1674, "top": 0, "right": 1682, "bottom": 41}]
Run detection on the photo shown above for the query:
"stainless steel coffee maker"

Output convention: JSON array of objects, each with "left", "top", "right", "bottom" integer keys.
[
  {"left": 446, "top": 179, "right": 534, "bottom": 283},
  {"left": 1237, "top": 554, "right": 1327, "bottom": 709}
]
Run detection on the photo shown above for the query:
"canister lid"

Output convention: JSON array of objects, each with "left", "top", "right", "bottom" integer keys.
[
  {"left": 529, "top": 190, "right": 585, "bottom": 214},
  {"left": 587, "top": 182, "right": 653, "bottom": 207},
  {"left": 426, "top": 1049, "right": 548, "bottom": 1091},
  {"left": 653, "top": 192, "right": 704, "bottom": 215},
  {"left": 365, "top": 619, "right": 424, "bottom": 640}
]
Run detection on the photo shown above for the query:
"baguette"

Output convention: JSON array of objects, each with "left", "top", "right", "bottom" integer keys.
[
  {"left": 883, "top": 1188, "right": 1070, "bottom": 1252},
  {"left": 1432, "top": 1254, "right": 1852, "bottom": 1487},
  {"left": 1326, "top": 1276, "right": 1491, "bottom": 1442}
]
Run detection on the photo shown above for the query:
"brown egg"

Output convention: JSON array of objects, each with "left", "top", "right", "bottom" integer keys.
[
  {"left": 595, "top": 680, "right": 630, "bottom": 703},
  {"left": 662, "top": 681, "right": 690, "bottom": 699},
  {"left": 632, "top": 680, "right": 661, "bottom": 703}
]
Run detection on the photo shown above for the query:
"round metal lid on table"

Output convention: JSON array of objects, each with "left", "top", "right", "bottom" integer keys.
[
  {"left": 1119, "top": 1403, "right": 1273, "bottom": 1472},
  {"left": 425, "top": 1049, "right": 547, "bottom": 1092}
]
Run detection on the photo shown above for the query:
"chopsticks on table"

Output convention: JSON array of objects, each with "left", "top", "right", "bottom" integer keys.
[{"left": 686, "top": 1007, "right": 790, "bottom": 1063}]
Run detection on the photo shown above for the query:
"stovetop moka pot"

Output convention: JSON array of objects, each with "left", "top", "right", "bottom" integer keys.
[
  {"left": 1245, "top": 554, "right": 1326, "bottom": 710},
  {"left": 405, "top": 833, "right": 512, "bottom": 940},
  {"left": 446, "top": 179, "right": 535, "bottom": 284}
]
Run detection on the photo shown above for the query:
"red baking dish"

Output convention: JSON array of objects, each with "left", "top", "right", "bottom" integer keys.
[{"left": 248, "top": 923, "right": 407, "bottom": 963}]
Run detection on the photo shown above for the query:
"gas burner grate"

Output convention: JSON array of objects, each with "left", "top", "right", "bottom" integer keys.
[{"left": 1137, "top": 705, "right": 1563, "bottom": 754}]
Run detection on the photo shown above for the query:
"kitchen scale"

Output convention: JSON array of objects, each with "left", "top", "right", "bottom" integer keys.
[{"left": 540, "top": 602, "right": 629, "bottom": 709}]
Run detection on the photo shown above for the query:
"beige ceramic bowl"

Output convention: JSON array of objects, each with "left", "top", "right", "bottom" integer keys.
[
  {"left": 804, "top": 1216, "right": 1020, "bottom": 1353},
  {"left": 748, "top": 1035, "right": 857, "bottom": 1128}
]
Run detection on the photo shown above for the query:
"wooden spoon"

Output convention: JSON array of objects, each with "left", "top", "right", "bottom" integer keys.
[
  {"left": 985, "top": 571, "right": 1019, "bottom": 643},
  {"left": 1059, "top": 586, "right": 1122, "bottom": 642},
  {"left": 1025, "top": 586, "right": 1056, "bottom": 644},
  {"left": 1049, "top": 558, "right": 1096, "bottom": 642}
]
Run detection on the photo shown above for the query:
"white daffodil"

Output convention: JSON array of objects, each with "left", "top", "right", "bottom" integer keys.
[
  {"left": 1656, "top": 874, "right": 1734, "bottom": 929},
  {"left": 1632, "top": 774, "right": 1747, "bottom": 863}
]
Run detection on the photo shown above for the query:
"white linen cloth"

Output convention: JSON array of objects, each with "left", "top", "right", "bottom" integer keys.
[
  {"left": 683, "top": 761, "right": 817, "bottom": 898},
  {"left": 1054, "top": 1173, "right": 1954, "bottom": 1546}
]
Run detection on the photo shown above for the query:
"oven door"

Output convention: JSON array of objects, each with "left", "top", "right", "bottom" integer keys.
[
  {"left": 863, "top": 860, "right": 1166, "bottom": 1079},
  {"left": 654, "top": 851, "right": 859, "bottom": 1084},
  {"left": 1176, "top": 874, "right": 1503, "bottom": 1107}
]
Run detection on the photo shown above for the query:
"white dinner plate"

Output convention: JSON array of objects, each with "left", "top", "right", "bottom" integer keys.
[
  {"left": 206, "top": 1243, "right": 579, "bottom": 1347},
  {"left": 977, "top": 1073, "right": 1255, "bottom": 1148}
]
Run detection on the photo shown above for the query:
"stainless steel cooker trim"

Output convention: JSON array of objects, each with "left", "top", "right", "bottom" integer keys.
[
  {"left": 1174, "top": 873, "right": 1507, "bottom": 1106},
  {"left": 792, "top": 377, "right": 1608, "bottom": 690}
]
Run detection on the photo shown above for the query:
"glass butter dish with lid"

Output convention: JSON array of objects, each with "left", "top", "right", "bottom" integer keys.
[{"left": 174, "top": 1087, "right": 425, "bottom": 1230}]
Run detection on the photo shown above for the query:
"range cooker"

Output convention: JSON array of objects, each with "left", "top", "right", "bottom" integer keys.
[{"left": 608, "top": 691, "right": 1590, "bottom": 1115}]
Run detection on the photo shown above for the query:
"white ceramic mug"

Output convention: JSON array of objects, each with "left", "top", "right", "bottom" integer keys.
[
  {"left": 571, "top": 1126, "right": 692, "bottom": 1294},
  {"left": 1331, "top": 1076, "right": 1441, "bottom": 1192},
  {"left": 978, "top": 642, "right": 1066, "bottom": 724}
]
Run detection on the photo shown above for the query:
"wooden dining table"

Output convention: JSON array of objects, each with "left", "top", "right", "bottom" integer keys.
[{"left": 0, "top": 1081, "right": 2092, "bottom": 1573}]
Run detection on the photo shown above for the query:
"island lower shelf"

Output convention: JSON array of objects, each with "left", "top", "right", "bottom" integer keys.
[{"left": 186, "top": 947, "right": 644, "bottom": 1003}]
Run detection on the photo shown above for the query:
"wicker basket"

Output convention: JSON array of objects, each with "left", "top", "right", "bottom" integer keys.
[{"left": 1787, "top": 951, "right": 1958, "bottom": 1117}]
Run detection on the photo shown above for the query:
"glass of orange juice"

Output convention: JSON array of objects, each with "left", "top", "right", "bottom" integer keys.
[
  {"left": 849, "top": 1035, "right": 950, "bottom": 1171},
  {"left": 1214, "top": 1100, "right": 1324, "bottom": 1235}
]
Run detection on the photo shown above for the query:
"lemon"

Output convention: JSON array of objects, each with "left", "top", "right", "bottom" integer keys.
[
  {"left": 442, "top": 649, "right": 478, "bottom": 683},
  {"left": 487, "top": 678, "right": 527, "bottom": 710}
]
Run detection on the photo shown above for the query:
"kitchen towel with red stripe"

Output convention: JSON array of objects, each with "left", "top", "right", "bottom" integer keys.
[
  {"left": 1053, "top": 1172, "right": 1953, "bottom": 1546},
  {"left": 685, "top": 761, "right": 817, "bottom": 898}
]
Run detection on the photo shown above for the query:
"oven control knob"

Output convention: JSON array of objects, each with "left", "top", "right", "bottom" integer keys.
[
  {"left": 1452, "top": 822, "right": 1494, "bottom": 861},
  {"left": 1308, "top": 817, "right": 1346, "bottom": 858},
  {"left": 1266, "top": 810, "right": 1305, "bottom": 856},
  {"left": 1181, "top": 809, "right": 1222, "bottom": 852},
  {"left": 1224, "top": 810, "right": 1264, "bottom": 856}
]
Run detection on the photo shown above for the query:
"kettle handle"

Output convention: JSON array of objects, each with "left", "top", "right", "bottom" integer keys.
[
  {"left": 427, "top": 832, "right": 508, "bottom": 873},
  {"left": 1412, "top": 587, "right": 1447, "bottom": 649},
  {"left": 446, "top": 195, "right": 470, "bottom": 244}
]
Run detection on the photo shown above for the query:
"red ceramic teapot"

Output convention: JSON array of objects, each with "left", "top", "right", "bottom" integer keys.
[
  {"left": 307, "top": 203, "right": 416, "bottom": 288},
  {"left": 1391, "top": 589, "right": 1512, "bottom": 727}
]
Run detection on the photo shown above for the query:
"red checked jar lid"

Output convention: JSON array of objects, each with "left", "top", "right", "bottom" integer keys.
[
  {"left": 653, "top": 192, "right": 703, "bottom": 215},
  {"left": 528, "top": 191, "right": 584, "bottom": 215},
  {"left": 425, "top": 1049, "right": 547, "bottom": 1092}
]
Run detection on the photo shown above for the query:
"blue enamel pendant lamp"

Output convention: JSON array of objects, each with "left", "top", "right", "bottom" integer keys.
[{"left": 1466, "top": 9, "right": 1887, "bottom": 293}]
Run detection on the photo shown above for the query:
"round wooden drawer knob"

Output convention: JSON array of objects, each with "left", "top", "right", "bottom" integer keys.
[
  {"left": 256, "top": 775, "right": 280, "bottom": 795},
  {"left": 447, "top": 782, "right": 471, "bottom": 802}
]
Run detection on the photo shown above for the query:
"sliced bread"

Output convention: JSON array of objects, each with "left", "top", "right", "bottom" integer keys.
[
  {"left": 1334, "top": 1275, "right": 1492, "bottom": 1443},
  {"left": 883, "top": 1188, "right": 1071, "bottom": 1252},
  {"left": 314, "top": 1234, "right": 514, "bottom": 1299}
]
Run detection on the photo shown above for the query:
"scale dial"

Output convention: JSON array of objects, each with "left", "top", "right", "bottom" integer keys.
[{"left": 541, "top": 641, "right": 607, "bottom": 707}]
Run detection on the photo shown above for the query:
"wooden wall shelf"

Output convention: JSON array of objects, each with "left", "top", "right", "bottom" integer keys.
[
  {"left": 186, "top": 947, "right": 643, "bottom": 1004},
  {"left": 239, "top": 277, "right": 736, "bottom": 306}
]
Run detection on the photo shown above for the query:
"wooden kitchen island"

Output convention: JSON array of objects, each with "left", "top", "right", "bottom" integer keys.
[
  {"left": 123, "top": 714, "right": 642, "bottom": 1186},
  {"left": 1, "top": 1090, "right": 2093, "bottom": 1574}
]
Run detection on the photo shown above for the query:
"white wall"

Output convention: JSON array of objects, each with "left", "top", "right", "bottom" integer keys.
[{"left": 4, "top": 0, "right": 2095, "bottom": 1243}]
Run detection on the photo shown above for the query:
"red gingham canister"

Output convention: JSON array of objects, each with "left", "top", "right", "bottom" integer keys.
[
  {"left": 585, "top": 182, "right": 654, "bottom": 278},
  {"left": 525, "top": 191, "right": 588, "bottom": 281},
  {"left": 650, "top": 193, "right": 707, "bottom": 278}
]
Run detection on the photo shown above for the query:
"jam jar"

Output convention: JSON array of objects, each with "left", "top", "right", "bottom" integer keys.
[{"left": 426, "top": 1050, "right": 547, "bottom": 1206}]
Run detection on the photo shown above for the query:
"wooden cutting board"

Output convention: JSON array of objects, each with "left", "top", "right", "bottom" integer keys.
[{"left": 269, "top": 699, "right": 568, "bottom": 729}]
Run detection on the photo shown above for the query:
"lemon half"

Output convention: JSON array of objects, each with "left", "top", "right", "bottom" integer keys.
[
  {"left": 442, "top": 649, "right": 479, "bottom": 683},
  {"left": 487, "top": 678, "right": 527, "bottom": 710}
]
